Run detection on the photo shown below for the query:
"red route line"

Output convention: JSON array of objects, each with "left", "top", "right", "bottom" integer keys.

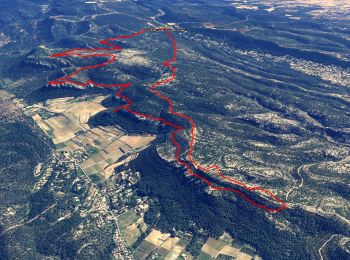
[{"left": 49, "top": 28, "right": 287, "bottom": 213}]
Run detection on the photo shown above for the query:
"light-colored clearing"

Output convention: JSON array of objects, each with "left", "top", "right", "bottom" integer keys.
[
  {"left": 290, "top": 0, "right": 350, "bottom": 8},
  {"left": 145, "top": 229, "right": 171, "bottom": 247},
  {"left": 119, "top": 135, "right": 156, "bottom": 148},
  {"left": 64, "top": 100, "right": 106, "bottom": 124},
  {"left": 234, "top": 5, "right": 259, "bottom": 10},
  {"left": 220, "top": 245, "right": 240, "bottom": 257},
  {"left": 161, "top": 237, "right": 180, "bottom": 251},
  {"left": 236, "top": 252, "right": 253, "bottom": 260},
  {"left": 118, "top": 49, "right": 151, "bottom": 66},
  {"left": 201, "top": 243, "right": 220, "bottom": 258},
  {"left": 164, "top": 244, "right": 185, "bottom": 260}
]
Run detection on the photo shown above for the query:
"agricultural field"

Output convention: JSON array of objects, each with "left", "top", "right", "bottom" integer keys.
[
  {"left": 23, "top": 95, "right": 155, "bottom": 181},
  {"left": 132, "top": 228, "right": 260, "bottom": 260},
  {"left": 199, "top": 235, "right": 260, "bottom": 260},
  {"left": 134, "top": 229, "right": 187, "bottom": 260}
]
